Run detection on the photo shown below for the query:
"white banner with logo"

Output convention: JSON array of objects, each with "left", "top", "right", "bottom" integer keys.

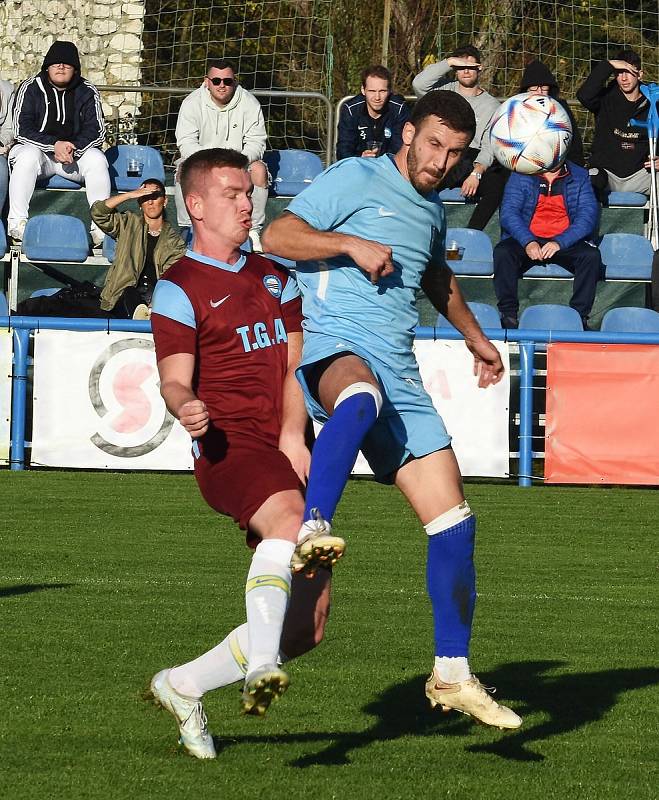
[
  {"left": 0, "top": 330, "right": 11, "bottom": 464},
  {"left": 32, "top": 330, "right": 194, "bottom": 469},
  {"left": 349, "top": 339, "right": 510, "bottom": 478}
]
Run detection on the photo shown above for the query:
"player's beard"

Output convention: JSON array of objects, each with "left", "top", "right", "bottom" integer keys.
[{"left": 407, "top": 144, "right": 443, "bottom": 195}]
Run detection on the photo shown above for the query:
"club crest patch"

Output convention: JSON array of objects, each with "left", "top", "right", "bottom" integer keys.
[{"left": 263, "top": 274, "right": 283, "bottom": 298}]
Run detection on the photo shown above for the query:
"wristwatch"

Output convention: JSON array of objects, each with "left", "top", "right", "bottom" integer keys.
[{"left": 470, "top": 171, "right": 482, "bottom": 180}]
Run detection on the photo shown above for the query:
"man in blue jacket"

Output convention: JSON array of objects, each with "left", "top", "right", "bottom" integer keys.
[
  {"left": 493, "top": 160, "right": 603, "bottom": 329},
  {"left": 8, "top": 40, "right": 110, "bottom": 245},
  {"left": 336, "top": 65, "right": 409, "bottom": 160}
]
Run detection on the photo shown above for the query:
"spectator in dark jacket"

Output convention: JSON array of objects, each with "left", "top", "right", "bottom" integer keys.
[
  {"left": 336, "top": 65, "right": 409, "bottom": 160},
  {"left": 518, "top": 60, "right": 584, "bottom": 167},
  {"left": 493, "top": 161, "right": 602, "bottom": 329},
  {"left": 8, "top": 40, "right": 110, "bottom": 245},
  {"left": 577, "top": 49, "right": 656, "bottom": 201}
]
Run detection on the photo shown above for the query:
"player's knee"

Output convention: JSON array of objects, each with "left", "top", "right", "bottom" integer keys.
[{"left": 334, "top": 381, "right": 383, "bottom": 416}]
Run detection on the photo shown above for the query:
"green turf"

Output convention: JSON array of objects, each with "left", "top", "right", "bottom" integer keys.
[{"left": 1, "top": 473, "right": 657, "bottom": 799}]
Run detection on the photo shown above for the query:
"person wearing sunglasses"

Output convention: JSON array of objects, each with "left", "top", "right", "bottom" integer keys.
[
  {"left": 412, "top": 44, "right": 505, "bottom": 230},
  {"left": 175, "top": 60, "right": 269, "bottom": 252}
]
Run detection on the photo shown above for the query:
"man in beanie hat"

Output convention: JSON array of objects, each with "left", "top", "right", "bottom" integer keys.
[
  {"left": 518, "top": 59, "right": 584, "bottom": 167},
  {"left": 8, "top": 40, "right": 110, "bottom": 245}
]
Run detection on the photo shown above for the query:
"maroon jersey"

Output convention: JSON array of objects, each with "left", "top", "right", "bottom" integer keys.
[{"left": 151, "top": 250, "right": 302, "bottom": 446}]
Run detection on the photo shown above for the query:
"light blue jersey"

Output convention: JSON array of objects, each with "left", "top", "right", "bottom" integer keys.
[
  {"left": 288, "top": 155, "right": 452, "bottom": 478},
  {"left": 288, "top": 154, "right": 447, "bottom": 378}
]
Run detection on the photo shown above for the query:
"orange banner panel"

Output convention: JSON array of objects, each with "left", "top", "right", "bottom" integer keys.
[{"left": 545, "top": 343, "right": 659, "bottom": 484}]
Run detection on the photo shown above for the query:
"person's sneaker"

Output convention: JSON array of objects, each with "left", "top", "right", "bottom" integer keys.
[
  {"left": 150, "top": 668, "right": 216, "bottom": 759},
  {"left": 425, "top": 669, "right": 522, "bottom": 729},
  {"left": 9, "top": 220, "right": 27, "bottom": 243},
  {"left": 501, "top": 315, "right": 519, "bottom": 329},
  {"left": 291, "top": 508, "right": 346, "bottom": 577},
  {"left": 241, "top": 664, "right": 289, "bottom": 717},
  {"left": 132, "top": 303, "right": 151, "bottom": 320},
  {"left": 90, "top": 227, "right": 105, "bottom": 248},
  {"left": 249, "top": 229, "right": 263, "bottom": 253}
]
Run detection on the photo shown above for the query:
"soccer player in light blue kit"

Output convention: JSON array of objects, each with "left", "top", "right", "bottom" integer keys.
[{"left": 263, "top": 90, "right": 522, "bottom": 729}]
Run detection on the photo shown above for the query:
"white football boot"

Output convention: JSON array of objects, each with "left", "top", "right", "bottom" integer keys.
[
  {"left": 240, "top": 664, "right": 290, "bottom": 717},
  {"left": 425, "top": 669, "right": 522, "bottom": 729},
  {"left": 291, "top": 508, "right": 346, "bottom": 578},
  {"left": 150, "top": 668, "right": 217, "bottom": 759}
]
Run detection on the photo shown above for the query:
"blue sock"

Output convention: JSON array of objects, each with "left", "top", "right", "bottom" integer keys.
[
  {"left": 426, "top": 515, "right": 476, "bottom": 657},
  {"left": 304, "top": 391, "right": 378, "bottom": 522}
]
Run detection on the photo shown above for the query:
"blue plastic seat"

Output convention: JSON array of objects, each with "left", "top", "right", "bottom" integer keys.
[
  {"left": 468, "top": 301, "right": 502, "bottom": 329},
  {"left": 0, "top": 292, "right": 8, "bottom": 316},
  {"left": 600, "top": 307, "right": 659, "bottom": 333},
  {"left": 102, "top": 235, "right": 117, "bottom": 263},
  {"left": 599, "top": 233, "right": 654, "bottom": 280},
  {"left": 22, "top": 214, "right": 90, "bottom": 262},
  {"left": 263, "top": 150, "right": 323, "bottom": 196},
  {"left": 444, "top": 228, "right": 493, "bottom": 276},
  {"left": 606, "top": 191, "right": 647, "bottom": 207},
  {"left": 438, "top": 187, "right": 468, "bottom": 203},
  {"left": 106, "top": 145, "right": 166, "bottom": 191},
  {"left": 30, "top": 287, "right": 61, "bottom": 298},
  {"left": 0, "top": 221, "right": 7, "bottom": 257},
  {"left": 37, "top": 174, "right": 82, "bottom": 190},
  {"left": 519, "top": 303, "right": 583, "bottom": 331},
  {"left": 524, "top": 263, "right": 573, "bottom": 278}
]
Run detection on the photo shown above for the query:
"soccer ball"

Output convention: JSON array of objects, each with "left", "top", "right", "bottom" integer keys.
[{"left": 489, "top": 93, "right": 573, "bottom": 174}]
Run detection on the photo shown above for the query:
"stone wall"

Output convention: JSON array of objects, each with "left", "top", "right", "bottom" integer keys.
[{"left": 0, "top": 0, "right": 144, "bottom": 128}]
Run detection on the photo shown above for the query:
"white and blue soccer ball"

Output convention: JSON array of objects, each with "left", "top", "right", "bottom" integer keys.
[{"left": 489, "top": 93, "right": 573, "bottom": 174}]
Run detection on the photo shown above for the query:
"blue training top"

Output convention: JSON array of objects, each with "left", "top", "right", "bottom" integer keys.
[{"left": 287, "top": 155, "right": 447, "bottom": 377}]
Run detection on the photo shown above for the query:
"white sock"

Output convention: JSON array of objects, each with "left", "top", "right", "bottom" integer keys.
[
  {"left": 434, "top": 655, "right": 471, "bottom": 684},
  {"left": 245, "top": 539, "right": 295, "bottom": 675},
  {"left": 169, "top": 623, "right": 249, "bottom": 699}
]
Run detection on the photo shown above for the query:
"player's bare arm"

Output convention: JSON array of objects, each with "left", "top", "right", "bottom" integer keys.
[
  {"left": 278, "top": 330, "right": 311, "bottom": 483},
  {"left": 157, "top": 352, "right": 209, "bottom": 437},
  {"left": 421, "top": 259, "right": 504, "bottom": 388},
  {"left": 262, "top": 211, "right": 394, "bottom": 283}
]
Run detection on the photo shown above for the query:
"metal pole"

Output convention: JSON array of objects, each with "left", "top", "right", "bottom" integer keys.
[
  {"left": 10, "top": 327, "right": 29, "bottom": 471},
  {"left": 518, "top": 341, "right": 535, "bottom": 488}
]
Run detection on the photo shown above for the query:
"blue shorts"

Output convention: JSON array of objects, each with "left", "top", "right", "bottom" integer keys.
[{"left": 297, "top": 334, "right": 451, "bottom": 482}]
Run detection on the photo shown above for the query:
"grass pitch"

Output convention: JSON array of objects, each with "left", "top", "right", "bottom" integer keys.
[{"left": 1, "top": 472, "right": 657, "bottom": 799}]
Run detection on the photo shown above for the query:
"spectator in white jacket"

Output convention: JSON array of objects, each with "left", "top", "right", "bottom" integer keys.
[
  {"left": 0, "top": 78, "right": 15, "bottom": 216},
  {"left": 175, "top": 60, "right": 268, "bottom": 251}
]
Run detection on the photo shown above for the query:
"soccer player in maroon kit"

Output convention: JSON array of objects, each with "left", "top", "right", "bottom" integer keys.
[{"left": 148, "top": 148, "right": 344, "bottom": 759}]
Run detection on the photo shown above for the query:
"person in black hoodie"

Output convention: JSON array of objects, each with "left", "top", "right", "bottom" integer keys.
[
  {"left": 518, "top": 60, "right": 585, "bottom": 167},
  {"left": 8, "top": 40, "right": 109, "bottom": 245},
  {"left": 577, "top": 49, "right": 656, "bottom": 201}
]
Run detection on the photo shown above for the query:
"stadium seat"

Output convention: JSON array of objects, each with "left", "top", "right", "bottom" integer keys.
[
  {"left": 600, "top": 307, "right": 659, "bottom": 333},
  {"left": 263, "top": 149, "right": 323, "bottom": 196},
  {"left": 444, "top": 228, "right": 493, "bottom": 276},
  {"left": 438, "top": 187, "right": 467, "bottom": 203},
  {"left": 0, "top": 292, "right": 8, "bottom": 316},
  {"left": 524, "top": 263, "right": 572, "bottom": 278},
  {"left": 37, "top": 174, "right": 82, "bottom": 190},
  {"left": 468, "top": 301, "right": 502, "bottom": 328},
  {"left": 22, "top": 214, "right": 90, "bottom": 262},
  {"left": 106, "top": 145, "right": 166, "bottom": 191},
  {"left": 606, "top": 191, "right": 647, "bottom": 207},
  {"left": 519, "top": 303, "right": 583, "bottom": 331},
  {"left": 599, "top": 233, "right": 654, "bottom": 280},
  {"left": 30, "top": 287, "right": 61, "bottom": 298},
  {"left": 0, "top": 220, "right": 7, "bottom": 257},
  {"left": 102, "top": 235, "right": 117, "bottom": 263}
]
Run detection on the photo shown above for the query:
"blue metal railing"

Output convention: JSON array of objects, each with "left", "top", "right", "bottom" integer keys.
[{"left": 3, "top": 316, "right": 659, "bottom": 481}]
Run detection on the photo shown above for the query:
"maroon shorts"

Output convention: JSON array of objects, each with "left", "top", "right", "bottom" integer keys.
[{"left": 193, "top": 429, "right": 301, "bottom": 535}]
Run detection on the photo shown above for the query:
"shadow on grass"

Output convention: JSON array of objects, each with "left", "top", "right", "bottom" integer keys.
[
  {"left": 283, "top": 660, "right": 659, "bottom": 766},
  {"left": 0, "top": 583, "right": 75, "bottom": 598}
]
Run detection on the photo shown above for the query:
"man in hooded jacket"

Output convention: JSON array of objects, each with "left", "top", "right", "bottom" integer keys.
[
  {"left": 174, "top": 60, "right": 268, "bottom": 252},
  {"left": 8, "top": 40, "right": 109, "bottom": 245}
]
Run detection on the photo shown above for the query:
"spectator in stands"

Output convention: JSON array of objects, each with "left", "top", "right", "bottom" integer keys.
[
  {"left": 577, "top": 49, "right": 657, "bottom": 201},
  {"left": 0, "top": 77, "right": 14, "bottom": 216},
  {"left": 519, "top": 60, "right": 584, "bottom": 167},
  {"left": 16, "top": 179, "right": 186, "bottom": 319},
  {"left": 336, "top": 65, "right": 409, "bottom": 160},
  {"left": 412, "top": 45, "right": 504, "bottom": 229},
  {"left": 8, "top": 40, "right": 110, "bottom": 245},
  {"left": 493, "top": 159, "right": 603, "bottom": 330},
  {"left": 175, "top": 60, "right": 268, "bottom": 252}
]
